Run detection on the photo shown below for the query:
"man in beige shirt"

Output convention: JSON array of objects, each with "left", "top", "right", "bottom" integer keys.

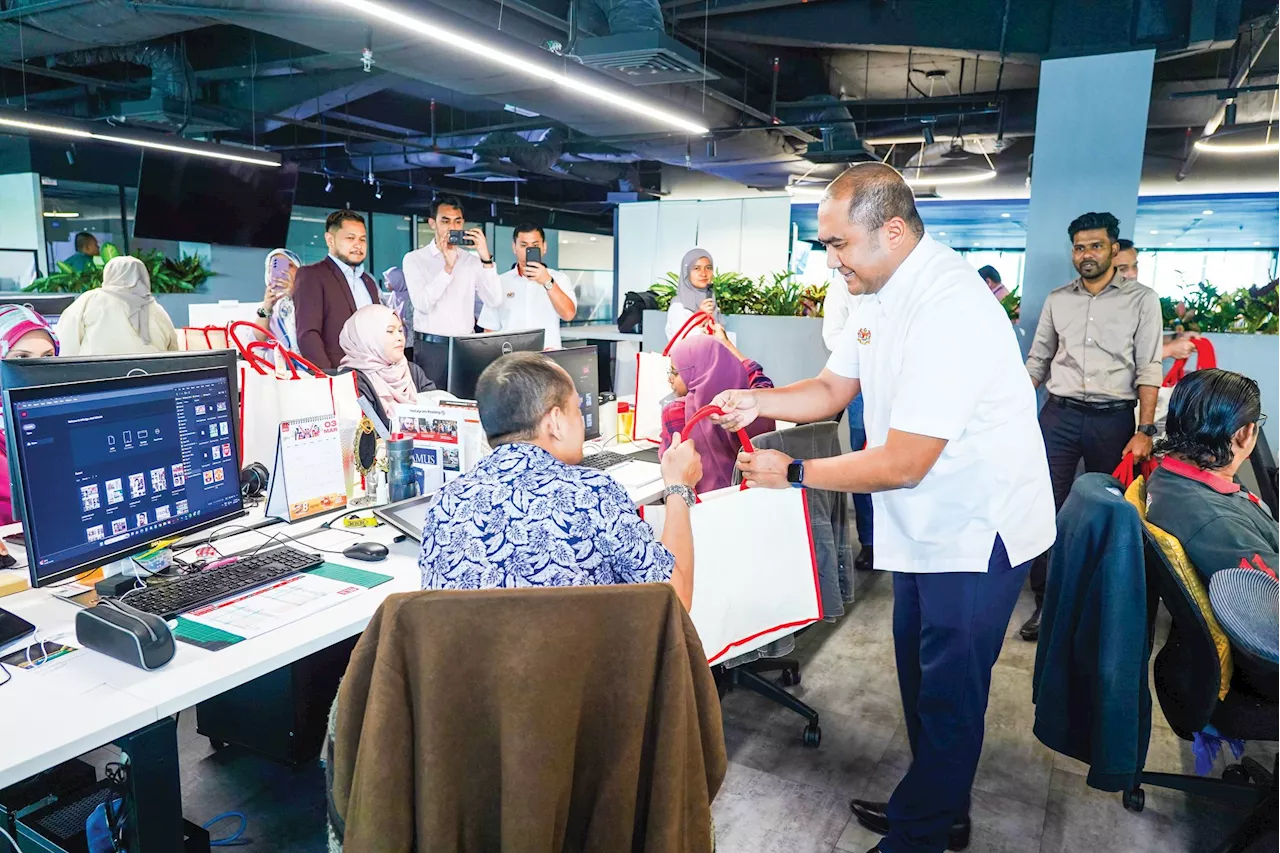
[{"left": 1020, "top": 211, "right": 1163, "bottom": 640}]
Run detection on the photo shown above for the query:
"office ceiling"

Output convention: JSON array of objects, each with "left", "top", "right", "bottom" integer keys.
[{"left": 0, "top": 0, "right": 1276, "bottom": 227}]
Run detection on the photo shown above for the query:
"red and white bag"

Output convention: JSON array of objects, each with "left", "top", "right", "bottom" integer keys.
[
  {"left": 1147, "top": 337, "right": 1217, "bottom": 438},
  {"left": 640, "top": 405, "right": 822, "bottom": 663},
  {"left": 631, "top": 311, "right": 714, "bottom": 443},
  {"left": 177, "top": 324, "right": 231, "bottom": 351}
]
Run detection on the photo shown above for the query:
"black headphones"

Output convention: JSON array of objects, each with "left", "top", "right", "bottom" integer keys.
[{"left": 240, "top": 462, "right": 270, "bottom": 499}]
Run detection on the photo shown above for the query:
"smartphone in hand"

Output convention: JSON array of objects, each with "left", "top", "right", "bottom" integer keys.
[
  {"left": 448, "top": 230, "right": 475, "bottom": 247},
  {"left": 525, "top": 246, "right": 542, "bottom": 265}
]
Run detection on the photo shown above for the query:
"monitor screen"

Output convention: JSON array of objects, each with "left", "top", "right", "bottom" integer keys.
[
  {"left": 10, "top": 368, "right": 245, "bottom": 587},
  {"left": 446, "top": 329, "right": 546, "bottom": 399},
  {"left": 133, "top": 152, "right": 299, "bottom": 249},
  {"left": 544, "top": 346, "right": 600, "bottom": 441},
  {"left": 0, "top": 294, "right": 76, "bottom": 326}
]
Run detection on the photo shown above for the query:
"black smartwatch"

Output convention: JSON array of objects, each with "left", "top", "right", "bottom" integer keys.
[
  {"left": 786, "top": 458, "right": 804, "bottom": 488},
  {"left": 1137, "top": 424, "right": 1158, "bottom": 437}
]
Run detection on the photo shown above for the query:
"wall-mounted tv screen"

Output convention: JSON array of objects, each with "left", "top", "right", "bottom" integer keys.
[{"left": 133, "top": 152, "right": 298, "bottom": 249}]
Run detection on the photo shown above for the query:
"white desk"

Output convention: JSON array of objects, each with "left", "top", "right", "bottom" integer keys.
[{"left": 562, "top": 323, "right": 642, "bottom": 343}]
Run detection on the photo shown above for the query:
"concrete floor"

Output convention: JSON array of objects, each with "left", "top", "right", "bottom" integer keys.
[{"left": 146, "top": 568, "right": 1274, "bottom": 852}]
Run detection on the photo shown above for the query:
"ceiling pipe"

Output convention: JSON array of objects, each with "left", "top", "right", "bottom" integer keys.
[
  {"left": 1177, "top": 14, "right": 1278, "bottom": 181},
  {"left": 0, "top": 0, "right": 94, "bottom": 20}
]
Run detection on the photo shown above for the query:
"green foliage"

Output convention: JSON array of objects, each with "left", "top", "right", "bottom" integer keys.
[
  {"left": 24, "top": 243, "right": 215, "bottom": 295},
  {"left": 1000, "top": 288, "right": 1021, "bottom": 323},
  {"left": 649, "top": 270, "right": 828, "bottom": 317},
  {"left": 1160, "top": 280, "right": 1277, "bottom": 335}
]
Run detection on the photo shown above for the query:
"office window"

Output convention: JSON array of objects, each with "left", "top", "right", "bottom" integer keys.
[
  {"left": 557, "top": 231, "right": 614, "bottom": 324},
  {"left": 1140, "top": 250, "right": 1278, "bottom": 300},
  {"left": 42, "top": 180, "right": 126, "bottom": 273},
  {"left": 371, "top": 213, "right": 413, "bottom": 278},
  {"left": 959, "top": 250, "right": 1025, "bottom": 293},
  {"left": 286, "top": 206, "right": 336, "bottom": 266}
]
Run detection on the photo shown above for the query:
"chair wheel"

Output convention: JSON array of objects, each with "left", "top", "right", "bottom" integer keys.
[
  {"left": 802, "top": 724, "right": 821, "bottom": 748},
  {"left": 780, "top": 668, "right": 801, "bottom": 687},
  {"left": 1122, "top": 787, "right": 1145, "bottom": 812},
  {"left": 1222, "top": 764, "right": 1250, "bottom": 783}
]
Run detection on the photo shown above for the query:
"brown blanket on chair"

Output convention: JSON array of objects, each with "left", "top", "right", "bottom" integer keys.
[{"left": 330, "top": 584, "right": 726, "bottom": 852}]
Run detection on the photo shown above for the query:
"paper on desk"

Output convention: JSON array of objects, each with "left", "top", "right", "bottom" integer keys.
[
  {"left": 178, "top": 571, "right": 367, "bottom": 643},
  {"left": 0, "top": 635, "right": 111, "bottom": 698}
]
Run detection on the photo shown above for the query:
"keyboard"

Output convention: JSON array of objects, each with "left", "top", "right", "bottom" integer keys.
[
  {"left": 579, "top": 450, "right": 629, "bottom": 471},
  {"left": 122, "top": 546, "right": 325, "bottom": 619}
]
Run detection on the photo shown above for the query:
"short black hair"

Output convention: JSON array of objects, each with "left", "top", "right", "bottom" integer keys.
[
  {"left": 73, "top": 232, "right": 96, "bottom": 251},
  {"left": 325, "top": 210, "right": 366, "bottom": 233},
  {"left": 475, "top": 352, "right": 576, "bottom": 445},
  {"left": 431, "top": 195, "right": 465, "bottom": 219},
  {"left": 512, "top": 222, "right": 546, "bottom": 243},
  {"left": 825, "top": 163, "right": 925, "bottom": 238},
  {"left": 977, "top": 265, "right": 1000, "bottom": 283},
  {"left": 1116, "top": 238, "right": 1135, "bottom": 252},
  {"left": 1155, "top": 369, "right": 1262, "bottom": 470},
  {"left": 1068, "top": 212, "right": 1120, "bottom": 243}
]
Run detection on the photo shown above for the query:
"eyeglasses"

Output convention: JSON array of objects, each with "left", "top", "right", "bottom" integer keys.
[
  {"left": 667, "top": 366, "right": 680, "bottom": 380},
  {"left": 1258, "top": 414, "right": 1269, "bottom": 428}
]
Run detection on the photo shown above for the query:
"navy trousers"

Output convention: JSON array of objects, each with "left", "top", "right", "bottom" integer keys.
[
  {"left": 882, "top": 537, "right": 1030, "bottom": 853},
  {"left": 846, "top": 394, "right": 873, "bottom": 547}
]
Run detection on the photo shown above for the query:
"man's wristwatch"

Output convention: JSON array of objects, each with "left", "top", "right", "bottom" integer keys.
[
  {"left": 786, "top": 459, "right": 805, "bottom": 488},
  {"left": 256, "top": 304, "right": 270, "bottom": 319},
  {"left": 479, "top": 255, "right": 495, "bottom": 265},
  {"left": 1137, "top": 424, "right": 1158, "bottom": 437},
  {"left": 541, "top": 280, "right": 553, "bottom": 291},
  {"left": 663, "top": 484, "right": 696, "bottom": 507}
]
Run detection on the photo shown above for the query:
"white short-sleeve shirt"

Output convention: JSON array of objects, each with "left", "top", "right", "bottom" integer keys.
[
  {"left": 478, "top": 266, "right": 576, "bottom": 349},
  {"left": 826, "top": 234, "right": 1055, "bottom": 573}
]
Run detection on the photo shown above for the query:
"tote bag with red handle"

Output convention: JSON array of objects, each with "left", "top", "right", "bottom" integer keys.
[{"left": 632, "top": 311, "right": 715, "bottom": 444}]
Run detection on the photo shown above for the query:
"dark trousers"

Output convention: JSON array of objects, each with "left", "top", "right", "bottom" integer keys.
[
  {"left": 1029, "top": 397, "right": 1135, "bottom": 600},
  {"left": 847, "top": 395, "right": 874, "bottom": 546},
  {"left": 413, "top": 338, "right": 450, "bottom": 391},
  {"left": 883, "top": 538, "right": 1029, "bottom": 853}
]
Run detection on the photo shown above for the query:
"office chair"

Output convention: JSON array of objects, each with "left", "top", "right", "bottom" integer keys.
[
  {"left": 1248, "top": 428, "right": 1278, "bottom": 520},
  {"left": 718, "top": 421, "right": 855, "bottom": 748},
  {"left": 1123, "top": 481, "right": 1278, "bottom": 853}
]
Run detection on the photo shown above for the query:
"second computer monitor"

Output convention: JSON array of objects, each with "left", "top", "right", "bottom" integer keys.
[
  {"left": 544, "top": 346, "right": 600, "bottom": 441},
  {"left": 446, "top": 329, "right": 546, "bottom": 399}
]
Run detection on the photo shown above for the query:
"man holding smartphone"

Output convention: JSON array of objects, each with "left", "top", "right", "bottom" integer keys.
[
  {"left": 479, "top": 223, "right": 577, "bottom": 349},
  {"left": 401, "top": 195, "right": 506, "bottom": 387}
]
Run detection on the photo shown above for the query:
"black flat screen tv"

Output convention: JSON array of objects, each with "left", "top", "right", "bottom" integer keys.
[{"left": 133, "top": 152, "right": 298, "bottom": 248}]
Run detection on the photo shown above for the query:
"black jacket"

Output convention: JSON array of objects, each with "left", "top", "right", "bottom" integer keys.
[
  {"left": 1032, "top": 472, "right": 1155, "bottom": 792},
  {"left": 341, "top": 363, "right": 435, "bottom": 431}
]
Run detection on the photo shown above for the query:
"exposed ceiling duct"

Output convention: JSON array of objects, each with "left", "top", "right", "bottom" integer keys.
[{"left": 49, "top": 38, "right": 205, "bottom": 131}]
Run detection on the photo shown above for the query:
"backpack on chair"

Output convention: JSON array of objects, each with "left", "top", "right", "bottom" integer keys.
[{"left": 617, "top": 290, "right": 660, "bottom": 333}]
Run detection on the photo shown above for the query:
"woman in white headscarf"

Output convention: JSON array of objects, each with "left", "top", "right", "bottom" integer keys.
[
  {"left": 664, "top": 247, "right": 721, "bottom": 340},
  {"left": 57, "top": 255, "right": 178, "bottom": 356}
]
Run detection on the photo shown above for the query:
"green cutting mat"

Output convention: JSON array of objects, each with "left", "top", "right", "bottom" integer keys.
[
  {"left": 306, "top": 562, "right": 393, "bottom": 588},
  {"left": 173, "top": 617, "right": 244, "bottom": 651}
]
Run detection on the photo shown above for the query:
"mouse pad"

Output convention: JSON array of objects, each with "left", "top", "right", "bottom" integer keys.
[{"left": 629, "top": 447, "right": 660, "bottom": 464}]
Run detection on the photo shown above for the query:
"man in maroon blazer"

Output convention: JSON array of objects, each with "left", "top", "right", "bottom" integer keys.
[{"left": 294, "top": 210, "right": 378, "bottom": 369}]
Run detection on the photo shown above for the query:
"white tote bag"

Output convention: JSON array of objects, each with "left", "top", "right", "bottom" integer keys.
[
  {"left": 632, "top": 310, "right": 714, "bottom": 444},
  {"left": 640, "top": 406, "right": 822, "bottom": 663}
]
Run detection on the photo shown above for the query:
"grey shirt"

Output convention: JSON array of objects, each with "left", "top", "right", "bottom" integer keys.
[{"left": 1025, "top": 272, "right": 1163, "bottom": 402}]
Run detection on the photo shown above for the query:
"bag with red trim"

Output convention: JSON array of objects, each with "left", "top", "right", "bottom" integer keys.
[
  {"left": 1145, "top": 336, "right": 1217, "bottom": 438},
  {"left": 631, "top": 310, "right": 715, "bottom": 443}
]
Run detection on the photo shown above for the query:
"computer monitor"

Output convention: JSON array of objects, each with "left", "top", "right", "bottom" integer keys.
[
  {"left": 9, "top": 368, "right": 246, "bottom": 588},
  {"left": 0, "top": 294, "right": 76, "bottom": 325},
  {"left": 446, "top": 329, "right": 546, "bottom": 399},
  {"left": 544, "top": 346, "right": 600, "bottom": 441},
  {"left": 1, "top": 350, "right": 238, "bottom": 525}
]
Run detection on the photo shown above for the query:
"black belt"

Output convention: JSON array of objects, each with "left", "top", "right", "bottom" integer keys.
[
  {"left": 414, "top": 332, "right": 450, "bottom": 345},
  {"left": 1049, "top": 394, "right": 1136, "bottom": 414}
]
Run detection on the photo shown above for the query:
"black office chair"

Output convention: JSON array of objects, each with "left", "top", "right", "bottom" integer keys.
[
  {"left": 1248, "top": 427, "right": 1278, "bottom": 520},
  {"left": 1123, "top": 509, "right": 1277, "bottom": 853}
]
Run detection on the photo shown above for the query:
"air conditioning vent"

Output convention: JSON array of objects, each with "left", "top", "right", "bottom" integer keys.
[
  {"left": 574, "top": 33, "right": 719, "bottom": 87},
  {"left": 451, "top": 160, "right": 527, "bottom": 182}
]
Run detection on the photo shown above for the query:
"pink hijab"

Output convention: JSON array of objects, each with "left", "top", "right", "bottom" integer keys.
[
  {"left": 339, "top": 304, "right": 417, "bottom": 415},
  {"left": 667, "top": 334, "right": 775, "bottom": 492}
]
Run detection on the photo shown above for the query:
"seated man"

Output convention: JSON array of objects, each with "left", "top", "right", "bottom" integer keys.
[{"left": 419, "top": 351, "right": 702, "bottom": 609}]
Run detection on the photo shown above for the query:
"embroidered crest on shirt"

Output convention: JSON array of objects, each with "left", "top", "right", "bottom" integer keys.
[{"left": 857, "top": 327, "right": 872, "bottom": 345}]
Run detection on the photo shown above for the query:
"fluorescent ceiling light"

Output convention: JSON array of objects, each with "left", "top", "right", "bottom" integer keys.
[
  {"left": 325, "top": 0, "right": 710, "bottom": 135},
  {"left": 1202, "top": 209, "right": 1214, "bottom": 215},
  {"left": 1193, "top": 137, "right": 1279, "bottom": 154},
  {"left": 0, "top": 112, "right": 280, "bottom": 167},
  {"left": 903, "top": 169, "right": 997, "bottom": 188},
  {"left": 785, "top": 185, "right": 827, "bottom": 202},
  {"left": 1000, "top": 212, "right": 1011, "bottom": 218},
  {"left": 42, "top": 211, "right": 79, "bottom": 218},
  {"left": 1150, "top": 229, "right": 1159, "bottom": 235}
]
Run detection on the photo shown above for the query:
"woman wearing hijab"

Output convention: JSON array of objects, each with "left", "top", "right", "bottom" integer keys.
[
  {"left": 0, "top": 305, "right": 58, "bottom": 528},
  {"left": 664, "top": 248, "right": 721, "bottom": 340},
  {"left": 251, "top": 248, "right": 302, "bottom": 348},
  {"left": 338, "top": 304, "right": 438, "bottom": 429},
  {"left": 57, "top": 255, "right": 177, "bottom": 356},
  {"left": 660, "top": 325, "right": 775, "bottom": 492}
]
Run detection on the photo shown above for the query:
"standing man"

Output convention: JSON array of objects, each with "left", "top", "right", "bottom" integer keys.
[
  {"left": 820, "top": 271, "right": 875, "bottom": 570},
  {"left": 294, "top": 211, "right": 377, "bottom": 369},
  {"left": 1114, "top": 238, "right": 1198, "bottom": 361},
  {"left": 65, "top": 232, "right": 100, "bottom": 272},
  {"left": 712, "top": 163, "right": 1054, "bottom": 853},
  {"left": 478, "top": 223, "right": 577, "bottom": 349},
  {"left": 1019, "top": 212, "right": 1163, "bottom": 641},
  {"left": 977, "top": 264, "right": 1009, "bottom": 300},
  {"left": 401, "top": 195, "right": 505, "bottom": 388}
]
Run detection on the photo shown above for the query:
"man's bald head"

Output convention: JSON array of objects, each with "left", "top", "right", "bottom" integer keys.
[{"left": 822, "top": 163, "right": 925, "bottom": 240}]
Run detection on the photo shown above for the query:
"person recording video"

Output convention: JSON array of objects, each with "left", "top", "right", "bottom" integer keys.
[
  {"left": 401, "top": 195, "right": 505, "bottom": 388},
  {"left": 478, "top": 223, "right": 576, "bottom": 349}
]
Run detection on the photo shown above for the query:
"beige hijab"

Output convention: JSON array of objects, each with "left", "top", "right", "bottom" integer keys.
[{"left": 101, "top": 256, "right": 157, "bottom": 345}]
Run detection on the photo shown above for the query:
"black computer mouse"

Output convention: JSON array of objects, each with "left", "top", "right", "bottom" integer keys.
[{"left": 343, "top": 541, "right": 389, "bottom": 562}]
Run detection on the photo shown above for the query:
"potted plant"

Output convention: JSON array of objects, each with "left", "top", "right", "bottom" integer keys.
[
  {"left": 649, "top": 270, "right": 828, "bottom": 318},
  {"left": 25, "top": 242, "right": 214, "bottom": 294}
]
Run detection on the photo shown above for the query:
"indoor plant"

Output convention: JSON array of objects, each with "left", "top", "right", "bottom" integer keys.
[
  {"left": 25, "top": 242, "right": 214, "bottom": 294},
  {"left": 650, "top": 270, "right": 828, "bottom": 318}
]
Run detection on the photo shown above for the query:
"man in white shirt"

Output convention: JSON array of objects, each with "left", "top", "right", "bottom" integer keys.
[
  {"left": 478, "top": 223, "right": 577, "bottom": 348},
  {"left": 401, "top": 195, "right": 505, "bottom": 387},
  {"left": 712, "top": 164, "right": 1054, "bottom": 853}
]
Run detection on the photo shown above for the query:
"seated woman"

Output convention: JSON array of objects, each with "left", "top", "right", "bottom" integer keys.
[
  {"left": 57, "top": 256, "right": 177, "bottom": 356},
  {"left": 660, "top": 325, "right": 775, "bottom": 492},
  {"left": 0, "top": 306, "right": 58, "bottom": 530},
  {"left": 1146, "top": 368, "right": 1277, "bottom": 685},
  {"left": 337, "top": 304, "right": 437, "bottom": 430},
  {"left": 664, "top": 248, "right": 720, "bottom": 340}
]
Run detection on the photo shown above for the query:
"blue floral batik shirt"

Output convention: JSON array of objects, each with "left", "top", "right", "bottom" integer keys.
[{"left": 419, "top": 443, "right": 674, "bottom": 590}]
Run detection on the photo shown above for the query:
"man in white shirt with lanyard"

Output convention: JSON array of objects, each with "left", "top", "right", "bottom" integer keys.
[
  {"left": 401, "top": 195, "right": 505, "bottom": 388},
  {"left": 712, "top": 163, "right": 1054, "bottom": 853},
  {"left": 479, "top": 223, "right": 577, "bottom": 348}
]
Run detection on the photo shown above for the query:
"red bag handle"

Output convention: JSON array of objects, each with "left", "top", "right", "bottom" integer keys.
[
  {"left": 229, "top": 320, "right": 271, "bottom": 361},
  {"left": 1162, "top": 336, "right": 1217, "bottom": 388},
  {"left": 662, "top": 311, "right": 714, "bottom": 356},
  {"left": 682, "top": 404, "right": 756, "bottom": 493},
  {"left": 242, "top": 341, "right": 280, "bottom": 375},
  {"left": 1113, "top": 453, "right": 1158, "bottom": 487}
]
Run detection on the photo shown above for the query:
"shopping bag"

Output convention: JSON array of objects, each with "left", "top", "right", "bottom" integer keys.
[
  {"left": 632, "top": 311, "right": 714, "bottom": 444},
  {"left": 640, "top": 405, "right": 822, "bottom": 663},
  {"left": 1113, "top": 453, "right": 1157, "bottom": 488},
  {"left": 177, "top": 325, "right": 231, "bottom": 351},
  {"left": 1147, "top": 337, "right": 1216, "bottom": 438}
]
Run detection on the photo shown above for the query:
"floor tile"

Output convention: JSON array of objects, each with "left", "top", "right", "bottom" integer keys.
[{"left": 711, "top": 761, "right": 853, "bottom": 853}]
